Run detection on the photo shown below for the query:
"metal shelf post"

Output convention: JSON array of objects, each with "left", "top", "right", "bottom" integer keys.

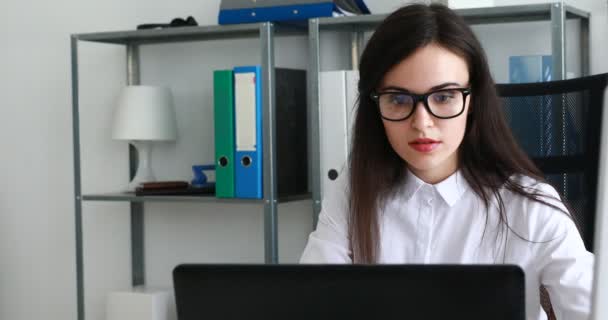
[{"left": 261, "top": 22, "right": 279, "bottom": 263}]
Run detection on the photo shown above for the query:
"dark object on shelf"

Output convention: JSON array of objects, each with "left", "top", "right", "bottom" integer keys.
[
  {"left": 139, "top": 181, "right": 189, "bottom": 190},
  {"left": 135, "top": 183, "right": 216, "bottom": 196},
  {"left": 275, "top": 68, "right": 309, "bottom": 198},
  {"left": 137, "top": 16, "right": 198, "bottom": 30}
]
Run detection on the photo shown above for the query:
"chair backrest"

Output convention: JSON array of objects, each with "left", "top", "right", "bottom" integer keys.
[{"left": 496, "top": 73, "right": 608, "bottom": 252}]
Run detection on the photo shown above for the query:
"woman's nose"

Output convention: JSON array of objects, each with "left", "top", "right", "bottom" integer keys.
[{"left": 410, "top": 101, "right": 434, "bottom": 130}]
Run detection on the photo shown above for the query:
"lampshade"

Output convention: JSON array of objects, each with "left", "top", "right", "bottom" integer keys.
[{"left": 112, "top": 85, "right": 177, "bottom": 141}]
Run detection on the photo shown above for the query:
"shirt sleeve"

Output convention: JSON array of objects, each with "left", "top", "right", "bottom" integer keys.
[
  {"left": 532, "top": 183, "right": 595, "bottom": 320},
  {"left": 299, "top": 174, "right": 352, "bottom": 264}
]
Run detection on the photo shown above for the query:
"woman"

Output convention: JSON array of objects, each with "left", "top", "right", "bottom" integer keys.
[{"left": 300, "top": 4, "right": 593, "bottom": 320}]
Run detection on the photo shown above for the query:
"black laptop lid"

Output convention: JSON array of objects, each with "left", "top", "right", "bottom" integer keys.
[{"left": 173, "top": 264, "right": 525, "bottom": 320}]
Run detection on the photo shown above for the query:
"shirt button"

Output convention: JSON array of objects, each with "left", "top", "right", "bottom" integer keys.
[{"left": 427, "top": 198, "right": 433, "bottom": 205}]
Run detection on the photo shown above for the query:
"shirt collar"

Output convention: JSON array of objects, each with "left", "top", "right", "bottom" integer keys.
[
  {"left": 403, "top": 169, "right": 468, "bottom": 207},
  {"left": 403, "top": 169, "right": 426, "bottom": 202}
]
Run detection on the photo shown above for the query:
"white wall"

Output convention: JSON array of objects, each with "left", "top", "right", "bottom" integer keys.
[
  {"left": 0, "top": 1, "right": 312, "bottom": 320},
  {"left": 1, "top": 1, "right": 606, "bottom": 320}
]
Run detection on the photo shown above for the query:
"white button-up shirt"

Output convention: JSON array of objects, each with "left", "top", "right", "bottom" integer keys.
[{"left": 300, "top": 170, "right": 594, "bottom": 320}]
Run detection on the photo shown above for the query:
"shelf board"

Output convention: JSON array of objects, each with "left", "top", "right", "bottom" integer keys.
[
  {"left": 80, "top": 192, "right": 311, "bottom": 204},
  {"left": 317, "top": 4, "right": 589, "bottom": 32},
  {"left": 74, "top": 23, "right": 306, "bottom": 45},
  {"left": 74, "top": 4, "right": 588, "bottom": 44},
  {"left": 457, "top": 4, "right": 589, "bottom": 25}
]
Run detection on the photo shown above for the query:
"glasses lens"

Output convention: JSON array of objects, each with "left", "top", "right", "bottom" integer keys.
[
  {"left": 428, "top": 89, "right": 464, "bottom": 117},
  {"left": 379, "top": 93, "right": 414, "bottom": 120}
]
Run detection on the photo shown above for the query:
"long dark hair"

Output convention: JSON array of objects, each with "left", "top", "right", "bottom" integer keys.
[{"left": 349, "top": 4, "right": 568, "bottom": 263}]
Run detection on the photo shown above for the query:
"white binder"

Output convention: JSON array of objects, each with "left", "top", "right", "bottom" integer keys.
[{"left": 319, "top": 70, "right": 359, "bottom": 199}]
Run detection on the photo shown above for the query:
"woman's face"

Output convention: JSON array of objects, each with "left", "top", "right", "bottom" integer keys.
[{"left": 378, "top": 43, "right": 471, "bottom": 184}]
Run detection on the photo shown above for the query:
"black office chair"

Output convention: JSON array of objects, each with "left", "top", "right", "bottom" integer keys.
[
  {"left": 497, "top": 73, "right": 608, "bottom": 252},
  {"left": 497, "top": 73, "right": 608, "bottom": 320}
]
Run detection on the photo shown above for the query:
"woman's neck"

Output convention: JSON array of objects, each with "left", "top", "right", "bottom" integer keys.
[{"left": 408, "top": 165, "right": 458, "bottom": 185}]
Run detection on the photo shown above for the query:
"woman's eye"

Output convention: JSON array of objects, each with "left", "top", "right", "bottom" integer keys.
[
  {"left": 433, "top": 93, "right": 454, "bottom": 103},
  {"left": 389, "top": 94, "right": 411, "bottom": 105}
]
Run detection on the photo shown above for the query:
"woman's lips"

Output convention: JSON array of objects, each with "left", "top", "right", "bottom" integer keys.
[{"left": 408, "top": 138, "right": 441, "bottom": 153}]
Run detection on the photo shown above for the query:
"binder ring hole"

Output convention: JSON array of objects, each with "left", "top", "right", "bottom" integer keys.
[
  {"left": 328, "top": 169, "right": 339, "bottom": 181},
  {"left": 241, "top": 156, "right": 252, "bottom": 167},
  {"left": 218, "top": 156, "right": 229, "bottom": 168}
]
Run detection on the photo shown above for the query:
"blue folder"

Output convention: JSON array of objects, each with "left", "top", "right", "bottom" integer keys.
[
  {"left": 219, "top": 2, "right": 334, "bottom": 25},
  {"left": 233, "top": 66, "right": 263, "bottom": 199}
]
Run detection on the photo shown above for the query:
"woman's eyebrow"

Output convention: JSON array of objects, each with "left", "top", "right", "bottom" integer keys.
[
  {"left": 379, "top": 85, "right": 410, "bottom": 92},
  {"left": 378, "top": 82, "right": 464, "bottom": 93},
  {"left": 430, "top": 82, "right": 463, "bottom": 90}
]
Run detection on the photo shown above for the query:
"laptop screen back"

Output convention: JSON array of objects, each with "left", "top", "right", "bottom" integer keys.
[
  {"left": 173, "top": 264, "right": 524, "bottom": 320},
  {"left": 591, "top": 86, "right": 608, "bottom": 320}
]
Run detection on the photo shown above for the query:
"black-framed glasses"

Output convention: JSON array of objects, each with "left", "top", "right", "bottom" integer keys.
[{"left": 370, "top": 88, "right": 471, "bottom": 121}]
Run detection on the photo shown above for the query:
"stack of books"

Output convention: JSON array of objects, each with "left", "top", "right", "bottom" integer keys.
[{"left": 135, "top": 181, "right": 215, "bottom": 196}]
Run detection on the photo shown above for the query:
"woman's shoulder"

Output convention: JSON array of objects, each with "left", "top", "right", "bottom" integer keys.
[
  {"left": 507, "top": 174, "right": 563, "bottom": 204},
  {"left": 503, "top": 174, "right": 575, "bottom": 240}
]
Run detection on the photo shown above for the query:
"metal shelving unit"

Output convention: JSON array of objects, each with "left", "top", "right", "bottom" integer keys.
[
  {"left": 308, "top": 2, "right": 590, "bottom": 227},
  {"left": 71, "top": 22, "right": 308, "bottom": 320}
]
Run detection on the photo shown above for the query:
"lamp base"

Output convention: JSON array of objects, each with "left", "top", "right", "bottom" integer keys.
[{"left": 124, "top": 141, "right": 156, "bottom": 192}]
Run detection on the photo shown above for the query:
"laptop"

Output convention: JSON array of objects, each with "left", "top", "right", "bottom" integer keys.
[
  {"left": 173, "top": 264, "right": 525, "bottom": 320},
  {"left": 591, "top": 85, "right": 608, "bottom": 319}
]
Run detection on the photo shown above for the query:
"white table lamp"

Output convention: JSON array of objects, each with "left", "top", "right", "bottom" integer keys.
[{"left": 112, "top": 85, "right": 177, "bottom": 191}]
